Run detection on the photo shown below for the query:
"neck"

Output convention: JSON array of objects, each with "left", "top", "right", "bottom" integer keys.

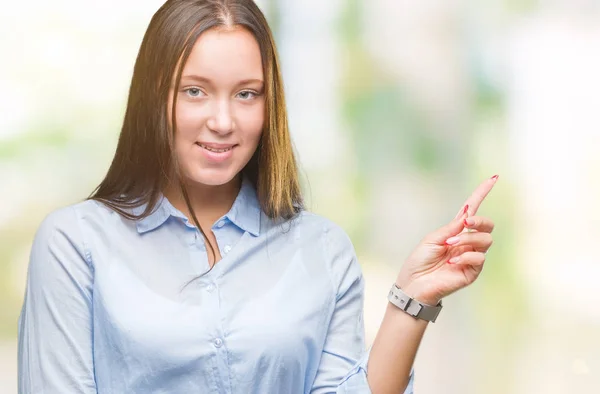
[{"left": 164, "top": 176, "right": 242, "bottom": 230}]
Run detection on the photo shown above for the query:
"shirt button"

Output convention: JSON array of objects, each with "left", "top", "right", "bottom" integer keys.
[
  {"left": 223, "top": 245, "right": 231, "bottom": 254},
  {"left": 214, "top": 338, "right": 223, "bottom": 348},
  {"left": 217, "top": 220, "right": 225, "bottom": 228},
  {"left": 206, "top": 284, "right": 215, "bottom": 292}
]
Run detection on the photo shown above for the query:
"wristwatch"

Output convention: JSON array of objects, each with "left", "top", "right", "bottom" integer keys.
[{"left": 387, "top": 284, "right": 443, "bottom": 323}]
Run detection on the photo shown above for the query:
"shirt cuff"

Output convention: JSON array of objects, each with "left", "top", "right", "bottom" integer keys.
[{"left": 337, "top": 346, "right": 415, "bottom": 394}]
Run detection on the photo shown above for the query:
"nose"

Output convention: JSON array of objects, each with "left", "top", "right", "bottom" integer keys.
[{"left": 206, "top": 99, "right": 234, "bottom": 135}]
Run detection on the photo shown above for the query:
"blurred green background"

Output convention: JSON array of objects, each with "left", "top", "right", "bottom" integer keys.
[{"left": 1, "top": 0, "right": 599, "bottom": 392}]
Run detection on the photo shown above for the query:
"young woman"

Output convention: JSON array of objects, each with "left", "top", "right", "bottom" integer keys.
[{"left": 17, "top": 1, "right": 497, "bottom": 393}]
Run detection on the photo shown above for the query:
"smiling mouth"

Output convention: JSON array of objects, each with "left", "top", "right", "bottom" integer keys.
[{"left": 196, "top": 143, "right": 235, "bottom": 153}]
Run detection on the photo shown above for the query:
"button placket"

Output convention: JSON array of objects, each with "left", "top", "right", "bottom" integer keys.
[
  {"left": 188, "top": 230, "right": 197, "bottom": 246},
  {"left": 190, "top": 230, "right": 206, "bottom": 251}
]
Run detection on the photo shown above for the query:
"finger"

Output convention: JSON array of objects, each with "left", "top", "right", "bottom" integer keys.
[
  {"left": 462, "top": 175, "right": 499, "bottom": 216},
  {"left": 444, "top": 232, "right": 493, "bottom": 252},
  {"left": 447, "top": 251, "right": 486, "bottom": 266},
  {"left": 463, "top": 216, "right": 495, "bottom": 234},
  {"left": 453, "top": 203, "right": 470, "bottom": 220},
  {"left": 424, "top": 212, "right": 468, "bottom": 245}
]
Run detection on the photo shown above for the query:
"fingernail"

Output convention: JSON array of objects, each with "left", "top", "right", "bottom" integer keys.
[
  {"left": 445, "top": 236, "right": 460, "bottom": 245},
  {"left": 448, "top": 257, "right": 460, "bottom": 264},
  {"left": 464, "top": 218, "right": 474, "bottom": 227},
  {"left": 455, "top": 204, "right": 469, "bottom": 219},
  {"left": 490, "top": 174, "right": 499, "bottom": 181}
]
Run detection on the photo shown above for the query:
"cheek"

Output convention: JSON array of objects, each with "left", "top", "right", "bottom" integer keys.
[
  {"left": 239, "top": 104, "right": 265, "bottom": 143},
  {"left": 176, "top": 102, "right": 205, "bottom": 132},
  {"left": 173, "top": 102, "right": 206, "bottom": 148}
]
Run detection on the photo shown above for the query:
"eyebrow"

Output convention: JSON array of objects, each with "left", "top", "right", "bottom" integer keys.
[{"left": 180, "top": 75, "right": 264, "bottom": 87}]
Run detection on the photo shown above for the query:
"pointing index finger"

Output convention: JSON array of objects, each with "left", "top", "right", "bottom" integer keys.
[{"left": 463, "top": 175, "right": 499, "bottom": 215}]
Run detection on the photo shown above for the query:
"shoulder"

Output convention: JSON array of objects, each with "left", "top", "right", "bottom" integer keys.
[
  {"left": 292, "top": 211, "right": 362, "bottom": 291},
  {"left": 288, "top": 210, "right": 350, "bottom": 237},
  {"left": 25, "top": 202, "right": 102, "bottom": 300},
  {"left": 292, "top": 210, "right": 355, "bottom": 253},
  {"left": 35, "top": 202, "right": 82, "bottom": 239},
  {"left": 33, "top": 200, "right": 121, "bottom": 263},
  {"left": 30, "top": 201, "right": 105, "bottom": 273},
  {"left": 36, "top": 199, "right": 115, "bottom": 236}
]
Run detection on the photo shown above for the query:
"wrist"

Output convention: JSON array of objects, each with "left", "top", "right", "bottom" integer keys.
[
  {"left": 387, "top": 283, "right": 444, "bottom": 323},
  {"left": 395, "top": 276, "right": 441, "bottom": 306}
]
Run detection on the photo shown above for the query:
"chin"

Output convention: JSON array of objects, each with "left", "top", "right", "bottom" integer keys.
[{"left": 184, "top": 167, "right": 241, "bottom": 188}]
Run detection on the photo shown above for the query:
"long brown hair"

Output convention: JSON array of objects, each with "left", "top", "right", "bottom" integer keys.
[{"left": 89, "top": 0, "right": 303, "bottom": 248}]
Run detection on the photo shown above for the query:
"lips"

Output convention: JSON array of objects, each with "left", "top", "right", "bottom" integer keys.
[{"left": 195, "top": 142, "right": 236, "bottom": 153}]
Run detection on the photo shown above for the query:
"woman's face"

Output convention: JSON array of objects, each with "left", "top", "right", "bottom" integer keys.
[{"left": 169, "top": 26, "right": 265, "bottom": 187}]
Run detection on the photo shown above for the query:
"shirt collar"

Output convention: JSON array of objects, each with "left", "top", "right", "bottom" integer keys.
[
  {"left": 226, "top": 176, "right": 261, "bottom": 236},
  {"left": 134, "top": 177, "right": 261, "bottom": 236},
  {"left": 132, "top": 195, "right": 184, "bottom": 234}
]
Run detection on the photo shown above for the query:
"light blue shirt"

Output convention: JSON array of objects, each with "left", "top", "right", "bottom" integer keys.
[{"left": 18, "top": 178, "right": 414, "bottom": 393}]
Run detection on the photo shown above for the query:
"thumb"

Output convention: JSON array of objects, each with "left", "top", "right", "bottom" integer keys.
[{"left": 423, "top": 205, "right": 468, "bottom": 245}]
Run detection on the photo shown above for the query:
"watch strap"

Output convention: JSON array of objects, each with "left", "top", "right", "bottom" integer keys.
[{"left": 387, "top": 284, "right": 443, "bottom": 323}]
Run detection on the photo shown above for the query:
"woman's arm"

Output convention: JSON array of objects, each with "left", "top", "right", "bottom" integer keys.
[
  {"left": 18, "top": 206, "right": 97, "bottom": 394},
  {"left": 366, "top": 176, "right": 498, "bottom": 393},
  {"left": 366, "top": 302, "right": 428, "bottom": 393}
]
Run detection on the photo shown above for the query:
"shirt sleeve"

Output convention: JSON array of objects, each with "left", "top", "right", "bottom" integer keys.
[
  {"left": 18, "top": 206, "right": 97, "bottom": 394},
  {"left": 310, "top": 224, "right": 414, "bottom": 394}
]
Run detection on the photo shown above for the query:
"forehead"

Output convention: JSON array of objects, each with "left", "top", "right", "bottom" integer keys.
[{"left": 181, "top": 26, "right": 263, "bottom": 83}]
